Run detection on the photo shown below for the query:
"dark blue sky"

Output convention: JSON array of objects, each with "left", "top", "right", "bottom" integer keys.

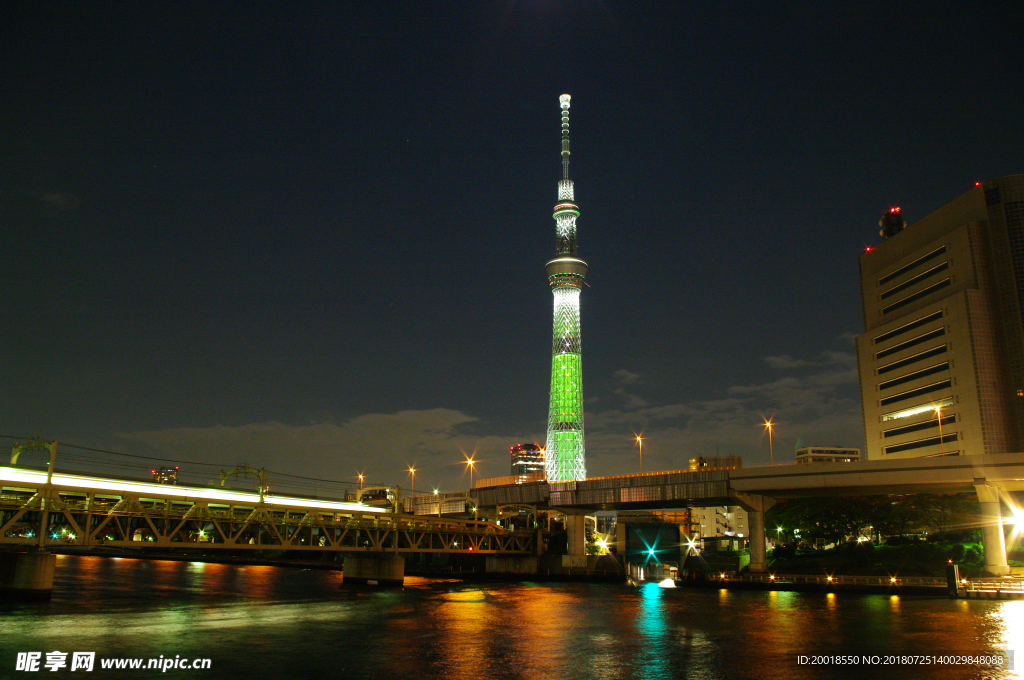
[{"left": 3, "top": 1, "right": 1022, "bottom": 493}]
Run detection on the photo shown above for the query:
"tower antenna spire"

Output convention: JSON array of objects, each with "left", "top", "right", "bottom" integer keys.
[
  {"left": 544, "top": 94, "right": 588, "bottom": 482},
  {"left": 560, "top": 94, "right": 571, "bottom": 181}
]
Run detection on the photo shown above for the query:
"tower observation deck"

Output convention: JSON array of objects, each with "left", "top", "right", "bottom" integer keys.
[{"left": 544, "top": 94, "right": 588, "bottom": 482}]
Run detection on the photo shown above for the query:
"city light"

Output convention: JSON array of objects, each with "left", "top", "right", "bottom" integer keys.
[
  {"left": 0, "top": 466, "right": 387, "bottom": 514},
  {"left": 634, "top": 435, "right": 643, "bottom": 474},
  {"left": 761, "top": 418, "right": 775, "bottom": 464}
]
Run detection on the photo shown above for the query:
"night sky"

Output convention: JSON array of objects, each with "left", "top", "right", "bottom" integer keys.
[{"left": 3, "top": 2, "right": 1022, "bottom": 494}]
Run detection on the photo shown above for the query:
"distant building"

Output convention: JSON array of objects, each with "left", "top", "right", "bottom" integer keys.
[
  {"left": 856, "top": 175, "right": 1024, "bottom": 459},
  {"left": 688, "top": 455, "right": 742, "bottom": 471},
  {"left": 511, "top": 443, "right": 545, "bottom": 480},
  {"left": 795, "top": 447, "right": 861, "bottom": 464},
  {"left": 690, "top": 506, "right": 748, "bottom": 543},
  {"left": 151, "top": 466, "right": 178, "bottom": 484}
]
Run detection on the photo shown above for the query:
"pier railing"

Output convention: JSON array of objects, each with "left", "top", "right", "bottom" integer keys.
[{"left": 740, "top": 574, "right": 948, "bottom": 587}]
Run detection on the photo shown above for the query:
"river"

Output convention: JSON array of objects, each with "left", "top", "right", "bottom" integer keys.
[{"left": 0, "top": 555, "right": 1020, "bottom": 679}]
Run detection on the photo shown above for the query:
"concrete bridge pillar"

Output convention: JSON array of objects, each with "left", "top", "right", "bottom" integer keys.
[
  {"left": 564, "top": 512, "right": 587, "bottom": 557},
  {"left": 975, "top": 483, "right": 1010, "bottom": 576},
  {"left": 731, "top": 492, "right": 775, "bottom": 574},
  {"left": 0, "top": 551, "right": 56, "bottom": 600},
  {"left": 342, "top": 554, "right": 404, "bottom": 586}
]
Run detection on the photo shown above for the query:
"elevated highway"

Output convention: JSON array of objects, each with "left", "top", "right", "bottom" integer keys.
[{"left": 467, "top": 453, "right": 1024, "bottom": 575}]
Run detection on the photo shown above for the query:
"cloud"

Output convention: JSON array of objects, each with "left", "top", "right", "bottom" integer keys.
[
  {"left": 763, "top": 350, "right": 855, "bottom": 370},
  {"left": 613, "top": 369, "right": 641, "bottom": 384},
  {"left": 117, "top": 409, "right": 536, "bottom": 489},
  {"left": 116, "top": 345, "right": 865, "bottom": 490},
  {"left": 581, "top": 347, "right": 862, "bottom": 474}
]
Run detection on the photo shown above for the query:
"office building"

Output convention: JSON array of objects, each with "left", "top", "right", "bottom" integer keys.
[
  {"left": 856, "top": 175, "right": 1024, "bottom": 459},
  {"left": 795, "top": 447, "right": 861, "bottom": 464},
  {"left": 510, "top": 443, "right": 545, "bottom": 480}
]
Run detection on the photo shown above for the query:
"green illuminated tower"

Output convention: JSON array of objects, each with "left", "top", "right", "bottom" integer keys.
[{"left": 544, "top": 94, "right": 588, "bottom": 482}]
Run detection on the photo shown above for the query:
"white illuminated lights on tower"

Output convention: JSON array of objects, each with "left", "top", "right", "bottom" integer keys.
[{"left": 544, "top": 94, "right": 588, "bottom": 482}]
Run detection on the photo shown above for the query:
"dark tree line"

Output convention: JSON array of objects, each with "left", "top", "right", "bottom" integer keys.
[{"left": 765, "top": 493, "right": 981, "bottom": 545}]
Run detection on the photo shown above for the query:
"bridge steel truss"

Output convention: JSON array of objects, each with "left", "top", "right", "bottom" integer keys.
[{"left": 0, "top": 469, "right": 534, "bottom": 556}]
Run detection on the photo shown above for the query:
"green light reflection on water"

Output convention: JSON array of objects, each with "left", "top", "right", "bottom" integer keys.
[{"left": 636, "top": 582, "right": 670, "bottom": 680}]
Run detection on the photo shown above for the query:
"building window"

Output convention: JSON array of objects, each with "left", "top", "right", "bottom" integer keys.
[
  {"left": 880, "top": 262, "right": 950, "bottom": 300},
  {"left": 874, "top": 310, "right": 943, "bottom": 345},
  {"left": 884, "top": 433, "right": 959, "bottom": 455},
  {"left": 879, "top": 246, "right": 948, "bottom": 286},
  {"left": 879, "top": 379, "right": 952, "bottom": 407},
  {"left": 881, "top": 397, "right": 954, "bottom": 422},
  {"left": 878, "top": 345, "right": 948, "bottom": 375},
  {"left": 876, "top": 328, "right": 946, "bottom": 360},
  {"left": 878, "top": 362, "right": 950, "bottom": 392},
  {"left": 883, "top": 415, "right": 955, "bottom": 438},
  {"left": 882, "top": 279, "right": 952, "bottom": 315}
]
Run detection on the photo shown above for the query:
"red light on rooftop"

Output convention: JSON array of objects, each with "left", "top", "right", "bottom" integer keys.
[
  {"left": 976, "top": 181, "right": 982, "bottom": 186},
  {"left": 865, "top": 246, "right": 872, "bottom": 252}
]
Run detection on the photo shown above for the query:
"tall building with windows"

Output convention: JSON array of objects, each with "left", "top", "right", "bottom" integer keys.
[
  {"left": 510, "top": 443, "right": 545, "bottom": 480},
  {"left": 856, "top": 175, "right": 1024, "bottom": 460}
]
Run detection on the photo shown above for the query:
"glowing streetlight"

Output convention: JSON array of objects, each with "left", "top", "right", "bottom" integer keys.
[
  {"left": 465, "top": 458, "right": 476, "bottom": 489},
  {"left": 934, "top": 405, "right": 945, "bottom": 455},
  {"left": 408, "top": 466, "right": 417, "bottom": 496},
  {"left": 635, "top": 435, "right": 644, "bottom": 474},
  {"left": 357, "top": 473, "right": 364, "bottom": 490},
  {"left": 762, "top": 418, "right": 775, "bottom": 464}
]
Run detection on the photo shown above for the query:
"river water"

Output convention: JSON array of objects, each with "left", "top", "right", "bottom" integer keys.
[{"left": 1, "top": 555, "right": 1021, "bottom": 679}]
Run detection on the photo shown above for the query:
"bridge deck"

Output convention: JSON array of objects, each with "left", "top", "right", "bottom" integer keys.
[{"left": 0, "top": 466, "right": 534, "bottom": 555}]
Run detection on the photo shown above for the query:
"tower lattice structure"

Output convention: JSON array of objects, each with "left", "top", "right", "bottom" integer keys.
[{"left": 544, "top": 94, "right": 588, "bottom": 482}]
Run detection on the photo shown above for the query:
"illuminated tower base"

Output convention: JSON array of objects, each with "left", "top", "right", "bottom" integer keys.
[{"left": 544, "top": 94, "right": 588, "bottom": 482}]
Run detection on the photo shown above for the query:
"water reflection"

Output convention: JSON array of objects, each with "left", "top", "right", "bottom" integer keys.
[{"left": 1, "top": 556, "right": 1020, "bottom": 680}]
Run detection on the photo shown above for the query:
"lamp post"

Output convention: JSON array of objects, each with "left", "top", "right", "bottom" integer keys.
[
  {"left": 358, "top": 473, "right": 364, "bottom": 490},
  {"left": 762, "top": 419, "right": 775, "bottom": 464},
  {"left": 466, "top": 458, "right": 475, "bottom": 489},
  {"left": 408, "top": 466, "right": 416, "bottom": 497},
  {"left": 635, "top": 435, "right": 643, "bottom": 474}
]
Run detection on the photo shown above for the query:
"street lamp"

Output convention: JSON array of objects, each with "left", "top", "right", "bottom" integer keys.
[
  {"left": 466, "top": 458, "right": 476, "bottom": 489},
  {"left": 408, "top": 466, "right": 416, "bottom": 496},
  {"left": 357, "top": 473, "right": 364, "bottom": 490},
  {"left": 934, "top": 405, "right": 945, "bottom": 455},
  {"left": 762, "top": 418, "right": 775, "bottom": 464},
  {"left": 635, "top": 435, "right": 643, "bottom": 474}
]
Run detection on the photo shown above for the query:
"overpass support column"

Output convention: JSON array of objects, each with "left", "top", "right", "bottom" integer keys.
[
  {"left": 563, "top": 511, "right": 587, "bottom": 557},
  {"left": 975, "top": 483, "right": 1010, "bottom": 576},
  {"left": 0, "top": 550, "right": 56, "bottom": 600},
  {"left": 342, "top": 554, "right": 405, "bottom": 586},
  {"left": 731, "top": 492, "right": 775, "bottom": 574}
]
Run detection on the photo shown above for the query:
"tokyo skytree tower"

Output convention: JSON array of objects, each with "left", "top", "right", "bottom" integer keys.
[{"left": 544, "top": 94, "right": 588, "bottom": 482}]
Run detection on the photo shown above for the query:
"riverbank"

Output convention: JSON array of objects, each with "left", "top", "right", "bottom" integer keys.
[{"left": 674, "top": 573, "right": 950, "bottom": 596}]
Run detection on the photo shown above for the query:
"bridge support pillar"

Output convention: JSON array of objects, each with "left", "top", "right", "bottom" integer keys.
[
  {"left": 564, "top": 511, "right": 587, "bottom": 557},
  {"left": 0, "top": 550, "right": 56, "bottom": 600},
  {"left": 731, "top": 492, "right": 775, "bottom": 574},
  {"left": 342, "top": 554, "right": 404, "bottom": 586},
  {"left": 975, "top": 483, "right": 1010, "bottom": 576}
]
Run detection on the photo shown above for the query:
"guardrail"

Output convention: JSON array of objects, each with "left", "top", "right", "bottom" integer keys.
[{"left": 741, "top": 574, "right": 948, "bottom": 587}]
